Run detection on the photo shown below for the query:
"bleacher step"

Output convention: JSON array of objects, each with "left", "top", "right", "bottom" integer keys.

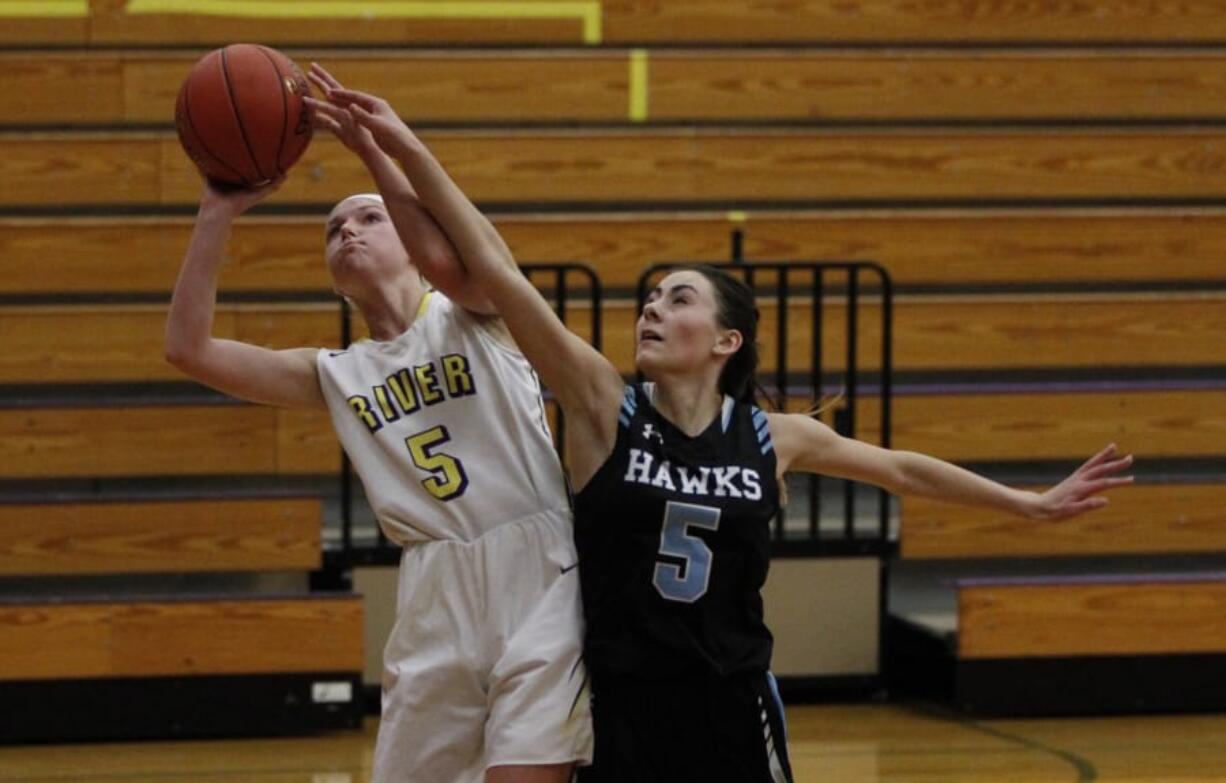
[
  {"left": 890, "top": 573, "right": 1226, "bottom": 715},
  {"left": 0, "top": 592, "right": 363, "bottom": 742}
]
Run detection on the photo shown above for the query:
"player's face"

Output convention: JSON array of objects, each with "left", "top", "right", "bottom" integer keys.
[
  {"left": 637, "top": 270, "right": 735, "bottom": 378},
  {"left": 324, "top": 199, "right": 410, "bottom": 291}
]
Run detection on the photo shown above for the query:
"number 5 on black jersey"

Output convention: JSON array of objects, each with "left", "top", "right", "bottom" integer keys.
[{"left": 653, "top": 500, "right": 722, "bottom": 603}]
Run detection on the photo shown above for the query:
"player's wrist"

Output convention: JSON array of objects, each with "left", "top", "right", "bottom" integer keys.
[
  {"left": 390, "top": 130, "right": 429, "bottom": 165},
  {"left": 196, "top": 195, "right": 238, "bottom": 223}
]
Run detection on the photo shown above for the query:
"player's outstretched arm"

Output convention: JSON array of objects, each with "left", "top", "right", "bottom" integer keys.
[
  {"left": 305, "top": 65, "right": 494, "bottom": 315},
  {"left": 770, "top": 413, "right": 1133, "bottom": 520},
  {"left": 165, "top": 180, "right": 324, "bottom": 409}
]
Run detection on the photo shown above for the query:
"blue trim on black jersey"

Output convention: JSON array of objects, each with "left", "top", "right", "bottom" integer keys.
[
  {"left": 751, "top": 406, "right": 774, "bottom": 454},
  {"left": 619, "top": 384, "right": 637, "bottom": 428}
]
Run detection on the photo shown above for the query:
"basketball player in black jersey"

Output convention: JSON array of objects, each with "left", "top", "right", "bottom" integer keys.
[{"left": 326, "top": 84, "right": 1135, "bottom": 783}]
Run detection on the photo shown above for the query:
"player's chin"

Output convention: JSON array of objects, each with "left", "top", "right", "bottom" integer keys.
[
  {"left": 635, "top": 343, "right": 663, "bottom": 372},
  {"left": 637, "top": 344, "right": 681, "bottom": 378}
]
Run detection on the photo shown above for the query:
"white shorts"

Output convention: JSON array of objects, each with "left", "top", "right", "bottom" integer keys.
[{"left": 372, "top": 508, "right": 592, "bottom": 783}]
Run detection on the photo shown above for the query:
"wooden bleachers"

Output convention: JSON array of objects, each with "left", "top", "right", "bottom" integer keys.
[
  {"left": 861, "top": 388, "right": 1226, "bottom": 462},
  {"left": 958, "top": 574, "right": 1226, "bottom": 660},
  {"left": 4, "top": 208, "right": 1226, "bottom": 295},
  {"left": 0, "top": 303, "right": 339, "bottom": 382},
  {"left": 891, "top": 573, "right": 1226, "bottom": 715},
  {"left": 8, "top": 1, "right": 1226, "bottom": 46},
  {"left": 7, "top": 128, "right": 1226, "bottom": 207},
  {"left": 903, "top": 485, "right": 1226, "bottom": 559},
  {"left": 0, "top": 590, "right": 365, "bottom": 741},
  {"left": 0, "top": 405, "right": 337, "bottom": 477},
  {"left": 0, "top": 498, "right": 322, "bottom": 575},
  {"left": 0, "top": 406, "right": 356, "bottom": 743},
  {"left": 4, "top": 387, "right": 1223, "bottom": 481},
  {"left": 0, "top": 594, "right": 363, "bottom": 679},
  {"left": 7, "top": 49, "right": 1226, "bottom": 126},
  {"left": 4, "top": 0, "right": 1226, "bottom": 729},
  {"left": 1, "top": 293, "right": 1222, "bottom": 384}
]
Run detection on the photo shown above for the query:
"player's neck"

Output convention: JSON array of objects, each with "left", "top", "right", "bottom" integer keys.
[
  {"left": 650, "top": 376, "right": 724, "bottom": 438},
  {"left": 354, "top": 277, "right": 428, "bottom": 342}
]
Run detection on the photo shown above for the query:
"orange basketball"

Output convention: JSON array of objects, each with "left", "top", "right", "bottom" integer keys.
[{"left": 175, "top": 44, "right": 313, "bottom": 188}]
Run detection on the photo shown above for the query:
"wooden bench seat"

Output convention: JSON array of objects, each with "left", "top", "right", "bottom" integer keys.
[
  {"left": 7, "top": 49, "right": 1226, "bottom": 125},
  {"left": 602, "top": 0, "right": 1226, "bottom": 45},
  {"left": 890, "top": 572, "right": 1226, "bottom": 715},
  {"left": 902, "top": 484, "right": 1226, "bottom": 559},
  {"left": 4, "top": 208, "right": 1224, "bottom": 295},
  {"left": 958, "top": 573, "right": 1226, "bottom": 659},
  {"left": 6, "top": 128, "right": 1226, "bottom": 208},
  {"left": 597, "top": 293, "right": 1226, "bottom": 375},
  {"left": 0, "top": 302, "right": 339, "bottom": 383},
  {"left": 0, "top": 404, "right": 337, "bottom": 478},
  {"left": 2, "top": 388, "right": 1221, "bottom": 478},
  {"left": 0, "top": 497, "right": 322, "bottom": 575},
  {"left": 0, "top": 591, "right": 365, "bottom": 740},
  {"left": 858, "top": 388, "right": 1226, "bottom": 462},
  {"left": 7, "top": 0, "right": 1226, "bottom": 46},
  {"left": 1, "top": 293, "right": 1222, "bottom": 384},
  {"left": 0, "top": 593, "right": 363, "bottom": 679}
]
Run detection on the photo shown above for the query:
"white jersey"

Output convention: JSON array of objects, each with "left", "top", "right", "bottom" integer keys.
[{"left": 317, "top": 292, "right": 569, "bottom": 543}]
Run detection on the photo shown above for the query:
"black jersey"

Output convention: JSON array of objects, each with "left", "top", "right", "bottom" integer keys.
[{"left": 574, "top": 383, "right": 780, "bottom": 678}]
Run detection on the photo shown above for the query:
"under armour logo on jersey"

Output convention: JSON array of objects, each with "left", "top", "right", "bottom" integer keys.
[{"left": 642, "top": 423, "right": 663, "bottom": 444}]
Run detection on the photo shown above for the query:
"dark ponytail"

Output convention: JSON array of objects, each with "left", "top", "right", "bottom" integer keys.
[{"left": 687, "top": 265, "right": 760, "bottom": 405}]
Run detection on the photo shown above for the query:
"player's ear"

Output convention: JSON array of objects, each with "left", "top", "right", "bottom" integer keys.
[{"left": 713, "top": 328, "right": 743, "bottom": 358}]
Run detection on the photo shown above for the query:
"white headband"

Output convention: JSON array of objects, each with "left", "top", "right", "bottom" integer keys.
[{"left": 335, "top": 193, "right": 384, "bottom": 208}]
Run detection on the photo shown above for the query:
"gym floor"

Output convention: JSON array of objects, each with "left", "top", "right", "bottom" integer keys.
[{"left": 3, "top": 702, "right": 1224, "bottom": 782}]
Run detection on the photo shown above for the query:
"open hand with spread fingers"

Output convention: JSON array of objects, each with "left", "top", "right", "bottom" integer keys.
[
  {"left": 303, "top": 64, "right": 380, "bottom": 158},
  {"left": 302, "top": 63, "right": 417, "bottom": 157},
  {"left": 1029, "top": 443, "right": 1134, "bottom": 521}
]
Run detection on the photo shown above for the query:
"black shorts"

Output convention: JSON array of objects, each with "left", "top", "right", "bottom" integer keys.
[{"left": 577, "top": 670, "right": 793, "bottom": 783}]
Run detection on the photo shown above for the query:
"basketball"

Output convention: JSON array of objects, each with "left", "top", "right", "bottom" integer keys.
[{"left": 175, "top": 44, "right": 313, "bottom": 189}]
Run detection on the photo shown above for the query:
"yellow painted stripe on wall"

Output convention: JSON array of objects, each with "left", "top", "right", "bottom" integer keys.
[
  {"left": 628, "top": 49, "right": 649, "bottom": 122},
  {"left": 0, "top": 1, "right": 88, "bottom": 16},
  {"left": 127, "top": 0, "right": 603, "bottom": 42}
]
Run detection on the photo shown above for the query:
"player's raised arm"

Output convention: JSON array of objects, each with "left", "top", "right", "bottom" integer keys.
[
  {"left": 305, "top": 65, "right": 494, "bottom": 315},
  {"left": 165, "top": 180, "right": 324, "bottom": 409},
  {"left": 320, "top": 79, "right": 626, "bottom": 470},
  {"left": 771, "top": 413, "right": 1133, "bottom": 520}
]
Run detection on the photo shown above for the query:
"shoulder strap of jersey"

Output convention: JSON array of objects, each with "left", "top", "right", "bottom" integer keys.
[
  {"left": 617, "top": 384, "right": 639, "bottom": 429},
  {"left": 416, "top": 289, "right": 435, "bottom": 320}
]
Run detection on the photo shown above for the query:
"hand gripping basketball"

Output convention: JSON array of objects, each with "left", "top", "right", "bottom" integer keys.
[{"left": 175, "top": 44, "right": 314, "bottom": 188}]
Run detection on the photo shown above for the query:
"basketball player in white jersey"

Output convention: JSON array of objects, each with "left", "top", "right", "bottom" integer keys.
[{"left": 165, "top": 67, "right": 590, "bottom": 783}]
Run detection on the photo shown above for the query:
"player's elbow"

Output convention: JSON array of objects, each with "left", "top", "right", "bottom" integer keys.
[
  {"left": 888, "top": 451, "right": 932, "bottom": 497},
  {"left": 163, "top": 334, "right": 207, "bottom": 377},
  {"left": 419, "top": 249, "right": 468, "bottom": 292},
  {"left": 163, "top": 343, "right": 193, "bottom": 374}
]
